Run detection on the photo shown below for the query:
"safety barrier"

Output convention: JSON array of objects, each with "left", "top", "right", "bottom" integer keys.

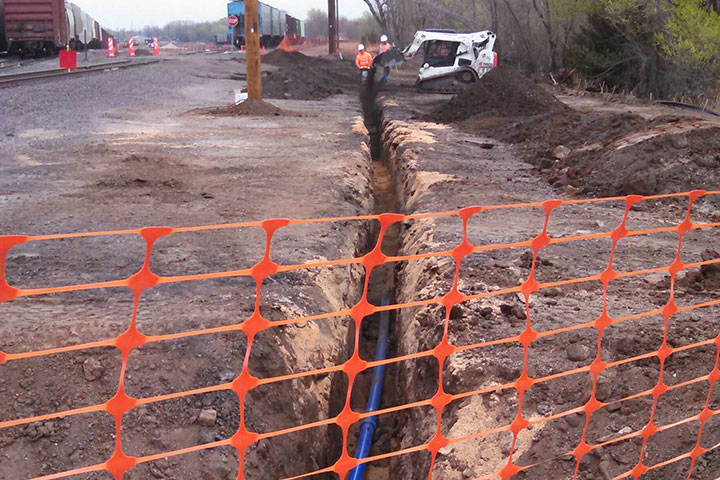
[{"left": 1, "top": 190, "right": 720, "bottom": 480}]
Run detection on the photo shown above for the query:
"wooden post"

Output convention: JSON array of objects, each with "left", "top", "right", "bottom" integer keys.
[
  {"left": 244, "top": 0, "right": 262, "bottom": 100},
  {"left": 328, "top": 0, "right": 337, "bottom": 55}
]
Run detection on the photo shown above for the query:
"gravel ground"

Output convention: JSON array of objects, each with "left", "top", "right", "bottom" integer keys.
[{"left": 0, "top": 59, "right": 201, "bottom": 140}]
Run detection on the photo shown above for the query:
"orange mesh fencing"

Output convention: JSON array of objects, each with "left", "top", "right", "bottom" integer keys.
[{"left": 1, "top": 190, "right": 720, "bottom": 480}]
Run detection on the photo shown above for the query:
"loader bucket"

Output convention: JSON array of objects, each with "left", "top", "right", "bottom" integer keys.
[{"left": 375, "top": 47, "right": 404, "bottom": 67}]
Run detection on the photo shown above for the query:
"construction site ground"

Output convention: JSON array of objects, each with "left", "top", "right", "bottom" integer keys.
[
  {"left": 1, "top": 48, "right": 719, "bottom": 480},
  {"left": 378, "top": 63, "right": 720, "bottom": 479},
  {"left": 1, "top": 52, "right": 373, "bottom": 480}
]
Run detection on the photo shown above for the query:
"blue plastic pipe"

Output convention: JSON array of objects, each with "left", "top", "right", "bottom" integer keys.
[{"left": 348, "top": 297, "right": 391, "bottom": 480}]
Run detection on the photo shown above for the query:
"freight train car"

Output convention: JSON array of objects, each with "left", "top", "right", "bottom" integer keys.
[
  {"left": 227, "top": 0, "right": 305, "bottom": 48},
  {"left": 4, "top": 0, "right": 107, "bottom": 56},
  {"left": 0, "top": 0, "right": 7, "bottom": 52}
]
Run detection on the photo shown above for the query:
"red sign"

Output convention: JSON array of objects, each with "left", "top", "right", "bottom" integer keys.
[
  {"left": 228, "top": 15, "right": 239, "bottom": 27},
  {"left": 153, "top": 37, "right": 160, "bottom": 56},
  {"left": 59, "top": 49, "right": 77, "bottom": 70}
]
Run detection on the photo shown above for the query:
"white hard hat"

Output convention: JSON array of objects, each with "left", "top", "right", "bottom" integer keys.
[
  {"left": 380, "top": 35, "right": 388, "bottom": 42},
  {"left": 358, "top": 44, "right": 365, "bottom": 51}
]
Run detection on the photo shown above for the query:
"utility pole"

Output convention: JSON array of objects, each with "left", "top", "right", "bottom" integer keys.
[
  {"left": 245, "top": 0, "right": 262, "bottom": 100},
  {"left": 328, "top": 0, "right": 337, "bottom": 54}
]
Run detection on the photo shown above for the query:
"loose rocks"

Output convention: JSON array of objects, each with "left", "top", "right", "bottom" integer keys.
[
  {"left": 567, "top": 344, "right": 589, "bottom": 361},
  {"left": 82, "top": 357, "right": 104, "bottom": 381},
  {"left": 198, "top": 409, "right": 217, "bottom": 426}
]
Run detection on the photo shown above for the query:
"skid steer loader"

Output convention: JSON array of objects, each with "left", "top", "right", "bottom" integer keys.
[{"left": 378, "top": 29, "right": 498, "bottom": 93}]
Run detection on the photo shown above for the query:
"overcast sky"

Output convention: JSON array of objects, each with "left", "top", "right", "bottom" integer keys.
[{"left": 72, "top": 0, "right": 369, "bottom": 30}]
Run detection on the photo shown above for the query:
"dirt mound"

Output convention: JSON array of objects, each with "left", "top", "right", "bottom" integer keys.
[
  {"left": 262, "top": 49, "right": 312, "bottom": 66},
  {"left": 461, "top": 110, "right": 720, "bottom": 197},
  {"left": 201, "top": 99, "right": 301, "bottom": 117},
  {"left": 564, "top": 121, "right": 720, "bottom": 197},
  {"left": 263, "top": 56, "right": 358, "bottom": 101},
  {"left": 429, "top": 66, "right": 568, "bottom": 122}
]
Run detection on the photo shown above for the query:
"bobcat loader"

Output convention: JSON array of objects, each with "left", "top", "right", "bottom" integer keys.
[{"left": 379, "top": 29, "right": 498, "bottom": 93}]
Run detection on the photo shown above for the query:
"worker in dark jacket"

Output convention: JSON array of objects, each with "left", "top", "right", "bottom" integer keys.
[{"left": 378, "top": 34, "right": 392, "bottom": 85}]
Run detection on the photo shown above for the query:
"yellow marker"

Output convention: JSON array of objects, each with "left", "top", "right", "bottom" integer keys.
[{"left": 66, "top": 45, "right": 71, "bottom": 73}]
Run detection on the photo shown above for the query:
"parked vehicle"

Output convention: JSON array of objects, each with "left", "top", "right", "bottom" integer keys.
[
  {"left": 3, "top": 0, "right": 108, "bottom": 56},
  {"left": 227, "top": 0, "right": 305, "bottom": 48}
]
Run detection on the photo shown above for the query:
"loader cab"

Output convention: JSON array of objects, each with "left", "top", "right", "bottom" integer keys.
[{"left": 423, "top": 40, "right": 460, "bottom": 68}]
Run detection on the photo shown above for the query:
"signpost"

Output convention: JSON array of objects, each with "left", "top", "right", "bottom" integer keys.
[{"left": 244, "top": 0, "right": 261, "bottom": 100}]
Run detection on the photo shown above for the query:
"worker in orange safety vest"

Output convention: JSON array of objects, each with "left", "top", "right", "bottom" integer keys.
[
  {"left": 355, "top": 43, "right": 374, "bottom": 85},
  {"left": 378, "top": 34, "right": 392, "bottom": 85}
]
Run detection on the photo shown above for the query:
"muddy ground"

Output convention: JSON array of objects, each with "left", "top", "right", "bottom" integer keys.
[
  {"left": 0, "top": 52, "right": 373, "bottom": 480},
  {"left": 377, "top": 62, "right": 720, "bottom": 479}
]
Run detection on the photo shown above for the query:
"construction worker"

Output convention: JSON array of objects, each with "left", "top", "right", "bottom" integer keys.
[
  {"left": 378, "top": 34, "right": 392, "bottom": 85},
  {"left": 355, "top": 43, "right": 374, "bottom": 84}
]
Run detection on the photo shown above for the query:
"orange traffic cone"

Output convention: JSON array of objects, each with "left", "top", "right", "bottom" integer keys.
[
  {"left": 240, "top": 45, "right": 244, "bottom": 52},
  {"left": 262, "top": 45, "right": 266, "bottom": 55}
]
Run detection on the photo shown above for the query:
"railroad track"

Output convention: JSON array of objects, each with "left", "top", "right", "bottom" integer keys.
[
  {"left": 0, "top": 59, "right": 37, "bottom": 71},
  {"left": 0, "top": 59, "right": 166, "bottom": 87}
]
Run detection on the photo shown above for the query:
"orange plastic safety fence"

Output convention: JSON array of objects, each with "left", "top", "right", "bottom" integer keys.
[{"left": 1, "top": 190, "right": 720, "bottom": 480}]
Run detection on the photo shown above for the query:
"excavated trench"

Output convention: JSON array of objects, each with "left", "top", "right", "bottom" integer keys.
[{"left": 326, "top": 78, "right": 401, "bottom": 479}]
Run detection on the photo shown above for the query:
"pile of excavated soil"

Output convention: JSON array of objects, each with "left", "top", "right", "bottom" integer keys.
[
  {"left": 429, "top": 66, "right": 568, "bottom": 122},
  {"left": 262, "top": 49, "right": 312, "bottom": 66},
  {"left": 200, "top": 99, "right": 300, "bottom": 117},
  {"left": 461, "top": 109, "right": 720, "bottom": 197},
  {"left": 262, "top": 50, "right": 358, "bottom": 100}
]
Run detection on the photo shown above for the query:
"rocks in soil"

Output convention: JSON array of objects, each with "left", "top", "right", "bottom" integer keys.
[
  {"left": 701, "top": 249, "right": 720, "bottom": 278},
  {"left": 199, "top": 426, "right": 215, "bottom": 443},
  {"left": 82, "top": 357, "right": 104, "bottom": 381},
  {"left": 541, "top": 286, "right": 563, "bottom": 297},
  {"left": 429, "top": 66, "right": 568, "bottom": 123},
  {"left": 553, "top": 145, "right": 571, "bottom": 160},
  {"left": 565, "top": 413, "right": 583, "bottom": 428},
  {"left": 479, "top": 306, "right": 494, "bottom": 318},
  {"left": 567, "top": 344, "right": 589, "bottom": 361},
  {"left": 500, "top": 303, "right": 525, "bottom": 320},
  {"left": 209, "top": 461, "right": 233, "bottom": 479},
  {"left": 622, "top": 169, "right": 657, "bottom": 196},
  {"left": 198, "top": 409, "right": 217, "bottom": 426},
  {"left": 595, "top": 376, "right": 612, "bottom": 401},
  {"left": 536, "top": 403, "right": 552, "bottom": 416},
  {"left": 598, "top": 459, "right": 613, "bottom": 480}
]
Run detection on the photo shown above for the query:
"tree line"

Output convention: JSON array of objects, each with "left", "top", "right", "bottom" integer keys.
[{"left": 111, "top": 19, "right": 228, "bottom": 44}]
